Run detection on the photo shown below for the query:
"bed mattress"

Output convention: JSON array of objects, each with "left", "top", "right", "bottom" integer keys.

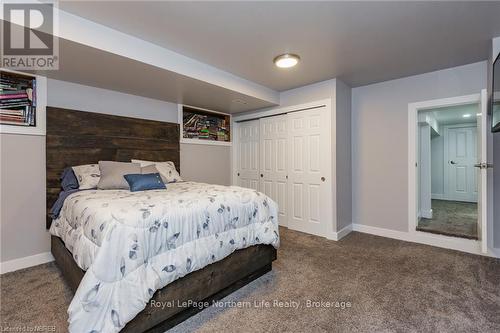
[{"left": 50, "top": 182, "right": 280, "bottom": 333}]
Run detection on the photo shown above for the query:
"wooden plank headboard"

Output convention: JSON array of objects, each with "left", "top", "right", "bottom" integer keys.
[{"left": 46, "top": 107, "right": 180, "bottom": 228}]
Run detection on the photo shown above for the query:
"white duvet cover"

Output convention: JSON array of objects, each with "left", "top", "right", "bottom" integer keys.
[{"left": 49, "top": 182, "right": 280, "bottom": 333}]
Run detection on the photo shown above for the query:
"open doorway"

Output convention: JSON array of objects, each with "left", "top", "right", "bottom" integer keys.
[
  {"left": 416, "top": 103, "right": 479, "bottom": 239},
  {"left": 408, "top": 90, "right": 489, "bottom": 254}
]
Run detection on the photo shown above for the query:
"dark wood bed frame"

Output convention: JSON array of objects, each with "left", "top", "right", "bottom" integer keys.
[{"left": 46, "top": 107, "right": 277, "bottom": 332}]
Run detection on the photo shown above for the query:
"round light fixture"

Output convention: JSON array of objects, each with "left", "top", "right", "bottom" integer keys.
[{"left": 274, "top": 53, "right": 300, "bottom": 68}]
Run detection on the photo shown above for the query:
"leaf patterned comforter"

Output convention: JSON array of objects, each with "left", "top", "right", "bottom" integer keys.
[{"left": 49, "top": 182, "right": 280, "bottom": 333}]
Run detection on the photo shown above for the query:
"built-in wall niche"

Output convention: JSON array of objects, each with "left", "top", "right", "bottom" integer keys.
[
  {"left": 179, "top": 105, "right": 231, "bottom": 146},
  {"left": 0, "top": 69, "right": 46, "bottom": 136}
]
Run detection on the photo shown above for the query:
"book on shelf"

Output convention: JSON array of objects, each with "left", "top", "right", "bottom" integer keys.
[
  {"left": 0, "top": 71, "right": 36, "bottom": 127},
  {"left": 182, "top": 108, "right": 230, "bottom": 142}
]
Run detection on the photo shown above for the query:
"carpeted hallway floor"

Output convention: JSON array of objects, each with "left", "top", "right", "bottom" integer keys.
[
  {"left": 418, "top": 199, "right": 478, "bottom": 239},
  {"left": 1, "top": 227, "right": 499, "bottom": 332}
]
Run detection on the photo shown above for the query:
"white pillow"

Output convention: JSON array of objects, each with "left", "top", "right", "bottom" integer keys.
[
  {"left": 72, "top": 164, "right": 100, "bottom": 189},
  {"left": 131, "top": 159, "right": 182, "bottom": 183}
]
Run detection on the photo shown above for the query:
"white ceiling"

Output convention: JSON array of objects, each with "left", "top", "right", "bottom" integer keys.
[
  {"left": 425, "top": 104, "right": 480, "bottom": 126},
  {"left": 60, "top": 1, "right": 500, "bottom": 91}
]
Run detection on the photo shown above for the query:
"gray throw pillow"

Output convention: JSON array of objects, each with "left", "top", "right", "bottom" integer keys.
[
  {"left": 97, "top": 161, "right": 141, "bottom": 190},
  {"left": 141, "top": 165, "right": 160, "bottom": 174}
]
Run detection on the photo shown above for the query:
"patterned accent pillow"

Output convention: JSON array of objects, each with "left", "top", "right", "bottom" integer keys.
[
  {"left": 131, "top": 159, "right": 183, "bottom": 183},
  {"left": 72, "top": 164, "right": 100, "bottom": 189}
]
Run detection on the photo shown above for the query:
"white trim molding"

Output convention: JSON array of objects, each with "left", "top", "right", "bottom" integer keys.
[
  {"left": 180, "top": 138, "right": 232, "bottom": 147},
  {"left": 0, "top": 252, "right": 54, "bottom": 274},
  {"left": 232, "top": 99, "right": 331, "bottom": 122},
  {"left": 406, "top": 93, "right": 498, "bottom": 255},
  {"left": 352, "top": 224, "right": 500, "bottom": 258},
  {"left": 431, "top": 193, "right": 444, "bottom": 200},
  {"left": 326, "top": 224, "right": 353, "bottom": 241}
]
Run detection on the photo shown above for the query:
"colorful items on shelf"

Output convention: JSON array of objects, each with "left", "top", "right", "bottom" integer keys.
[
  {"left": 0, "top": 72, "right": 36, "bottom": 127},
  {"left": 183, "top": 107, "right": 230, "bottom": 142}
]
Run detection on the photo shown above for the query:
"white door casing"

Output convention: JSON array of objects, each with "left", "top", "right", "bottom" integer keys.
[
  {"left": 478, "top": 89, "right": 488, "bottom": 253},
  {"left": 444, "top": 125, "right": 478, "bottom": 203},
  {"left": 237, "top": 120, "right": 260, "bottom": 190},
  {"left": 408, "top": 92, "right": 492, "bottom": 257},
  {"left": 260, "top": 115, "right": 288, "bottom": 227},
  {"left": 287, "top": 107, "right": 331, "bottom": 237}
]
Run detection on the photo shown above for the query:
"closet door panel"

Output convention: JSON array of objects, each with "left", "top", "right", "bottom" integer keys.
[
  {"left": 260, "top": 115, "right": 288, "bottom": 227},
  {"left": 287, "top": 107, "right": 330, "bottom": 237},
  {"left": 237, "top": 120, "right": 260, "bottom": 191}
]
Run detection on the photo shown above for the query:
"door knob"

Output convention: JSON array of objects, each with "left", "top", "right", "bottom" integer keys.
[
  {"left": 475, "top": 163, "right": 494, "bottom": 169},
  {"left": 237, "top": 173, "right": 240, "bottom": 176},
  {"left": 321, "top": 177, "right": 326, "bottom": 182},
  {"left": 450, "top": 160, "right": 457, "bottom": 165},
  {"left": 260, "top": 174, "right": 263, "bottom": 178}
]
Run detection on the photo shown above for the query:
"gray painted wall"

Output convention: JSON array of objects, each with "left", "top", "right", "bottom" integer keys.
[
  {"left": 352, "top": 61, "right": 487, "bottom": 232},
  {"left": 0, "top": 79, "right": 231, "bottom": 263},
  {"left": 431, "top": 135, "right": 445, "bottom": 197},
  {"left": 180, "top": 144, "right": 231, "bottom": 185},
  {"left": 0, "top": 134, "right": 47, "bottom": 262},
  {"left": 335, "top": 80, "right": 352, "bottom": 230}
]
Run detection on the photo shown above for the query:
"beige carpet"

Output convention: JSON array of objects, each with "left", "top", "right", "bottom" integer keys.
[
  {"left": 1, "top": 227, "right": 499, "bottom": 332},
  {"left": 418, "top": 199, "right": 478, "bottom": 239}
]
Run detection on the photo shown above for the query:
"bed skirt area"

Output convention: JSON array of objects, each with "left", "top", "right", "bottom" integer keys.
[{"left": 51, "top": 235, "right": 277, "bottom": 333}]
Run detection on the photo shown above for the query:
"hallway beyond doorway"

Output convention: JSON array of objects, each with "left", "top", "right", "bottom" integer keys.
[{"left": 417, "top": 199, "right": 478, "bottom": 239}]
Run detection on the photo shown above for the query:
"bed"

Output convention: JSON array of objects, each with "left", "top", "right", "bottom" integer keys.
[{"left": 46, "top": 107, "right": 279, "bottom": 333}]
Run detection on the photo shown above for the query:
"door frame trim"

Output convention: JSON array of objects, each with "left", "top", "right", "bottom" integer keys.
[{"left": 408, "top": 93, "right": 489, "bottom": 253}]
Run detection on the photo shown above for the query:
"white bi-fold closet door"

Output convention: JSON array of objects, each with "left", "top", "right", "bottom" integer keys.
[
  {"left": 260, "top": 115, "right": 288, "bottom": 227},
  {"left": 286, "top": 108, "right": 330, "bottom": 237},
  {"left": 237, "top": 119, "right": 260, "bottom": 190},
  {"left": 236, "top": 106, "right": 331, "bottom": 237}
]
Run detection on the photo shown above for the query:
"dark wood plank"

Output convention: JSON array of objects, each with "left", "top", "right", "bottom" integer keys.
[
  {"left": 46, "top": 107, "right": 180, "bottom": 229},
  {"left": 47, "top": 135, "right": 179, "bottom": 150},
  {"left": 47, "top": 107, "right": 179, "bottom": 140},
  {"left": 51, "top": 236, "right": 276, "bottom": 332}
]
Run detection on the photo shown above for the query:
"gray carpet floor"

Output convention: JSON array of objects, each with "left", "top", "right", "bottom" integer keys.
[
  {"left": 418, "top": 199, "right": 478, "bottom": 239},
  {"left": 1, "top": 227, "right": 499, "bottom": 332}
]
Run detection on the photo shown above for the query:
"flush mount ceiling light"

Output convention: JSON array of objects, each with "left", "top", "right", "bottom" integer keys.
[
  {"left": 463, "top": 114, "right": 472, "bottom": 118},
  {"left": 274, "top": 53, "right": 300, "bottom": 68}
]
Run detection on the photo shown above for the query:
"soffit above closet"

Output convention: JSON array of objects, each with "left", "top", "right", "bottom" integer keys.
[
  {"left": 32, "top": 38, "right": 275, "bottom": 113},
  {"left": 61, "top": 1, "right": 500, "bottom": 90}
]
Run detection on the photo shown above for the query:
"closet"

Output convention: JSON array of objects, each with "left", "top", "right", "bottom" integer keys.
[{"left": 235, "top": 105, "right": 334, "bottom": 237}]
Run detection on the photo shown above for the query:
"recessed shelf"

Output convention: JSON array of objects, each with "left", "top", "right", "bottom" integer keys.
[
  {"left": 0, "top": 69, "right": 46, "bottom": 136},
  {"left": 179, "top": 104, "right": 231, "bottom": 146}
]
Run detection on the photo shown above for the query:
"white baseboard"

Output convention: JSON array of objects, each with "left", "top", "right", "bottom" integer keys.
[
  {"left": 327, "top": 224, "right": 353, "bottom": 241},
  {"left": 421, "top": 208, "right": 433, "bottom": 219},
  {"left": 431, "top": 193, "right": 444, "bottom": 200},
  {"left": 0, "top": 252, "right": 54, "bottom": 274},
  {"left": 352, "top": 223, "right": 500, "bottom": 258}
]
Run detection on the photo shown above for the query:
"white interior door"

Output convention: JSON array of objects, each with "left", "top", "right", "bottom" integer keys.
[
  {"left": 260, "top": 115, "right": 288, "bottom": 227},
  {"left": 287, "top": 107, "right": 331, "bottom": 237},
  {"left": 237, "top": 120, "right": 260, "bottom": 190},
  {"left": 477, "top": 89, "right": 488, "bottom": 253},
  {"left": 446, "top": 125, "right": 477, "bottom": 202}
]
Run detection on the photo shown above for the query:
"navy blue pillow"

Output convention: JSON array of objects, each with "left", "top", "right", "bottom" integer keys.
[
  {"left": 61, "top": 167, "right": 79, "bottom": 191},
  {"left": 124, "top": 173, "right": 166, "bottom": 192}
]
